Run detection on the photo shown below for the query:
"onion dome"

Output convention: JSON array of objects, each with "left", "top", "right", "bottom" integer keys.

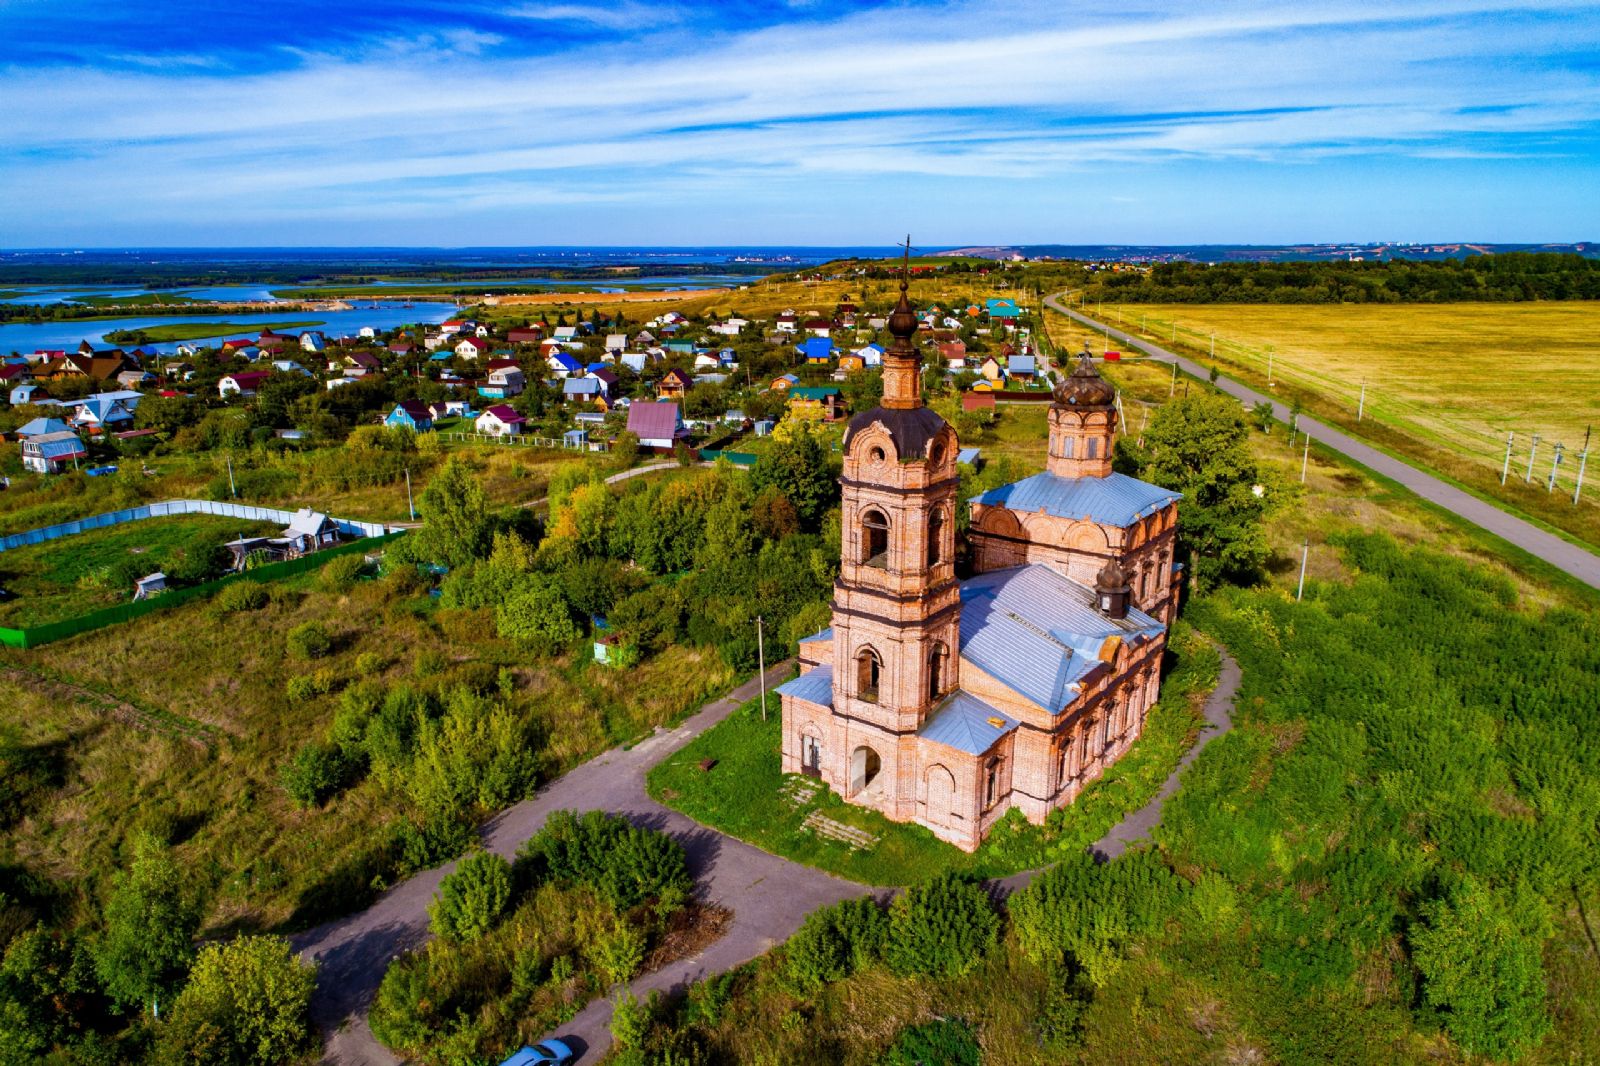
[
  {"left": 886, "top": 277, "right": 918, "bottom": 344},
  {"left": 1053, "top": 352, "right": 1115, "bottom": 407},
  {"left": 1095, "top": 558, "right": 1130, "bottom": 593}
]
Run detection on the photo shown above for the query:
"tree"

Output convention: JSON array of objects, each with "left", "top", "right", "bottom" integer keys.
[
  {"left": 884, "top": 873, "right": 998, "bottom": 978},
  {"left": 414, "top": 457, "right": 496, "bottom": 568},
  {"left": 405, "top": 688, "right": 539, "bottom": 819},
  {"left": 749, "top": 423, "right": 836, "bottom": 528},
  {"left": 1130, "top": 391, "right": 1270, "bottom": 590},
  {"left": 1412, "top": 878, "right": 1551, "bottom": 1061},
  {"left": 495, "top": 581, "right": 579, "bottom": 651},
  {"left": 285, "top": 621, "right": 332, "bottom": 660},
  {"left": 429, "top": 851, "right": 513, "bottom": 943},
  {"left": 156, "top": 936, "right": 316, "bottom": 1065},
  {"left": 93, "top": 834, "right": 200, "bottom": 1015}
]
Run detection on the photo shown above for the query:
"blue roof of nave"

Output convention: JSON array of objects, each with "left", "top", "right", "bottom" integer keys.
[
  {"left": 969, "top": 470, "right": 1179, "bottom": 528},
  {"left": 959, "top": 565, "right": 1166, "bottom": 713},
  {"left": 918, "top": 690, "right": 1018, "bottom": 755},
  {"left": 777, "top": 662, "right": 833, "bottom": 708}
]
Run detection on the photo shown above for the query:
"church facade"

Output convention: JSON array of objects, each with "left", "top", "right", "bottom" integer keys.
[{"left": 777, "top": 280, "right": 1181, "bottom": 853}]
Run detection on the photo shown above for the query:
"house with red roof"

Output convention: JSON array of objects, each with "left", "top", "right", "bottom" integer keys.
[
  {"left": 219, "top": 371, "right": 270, "bottom": 398},
  {"left": 474, "top": 404, "right": 527, "bottom": 437},
  {"left": 626, "top": 401, "right": 689, "bottom": 450}
]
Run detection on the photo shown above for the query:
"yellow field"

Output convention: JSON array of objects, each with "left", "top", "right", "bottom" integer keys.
[{"left": 1110, "top": 303, "right": 1599, "bottom": 481}]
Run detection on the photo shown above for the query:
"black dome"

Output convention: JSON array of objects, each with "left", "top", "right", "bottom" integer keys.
[
  {"left": 1054, "top": 352, "right": 1115, "bottom": 408},
  {"left": 843, "top": 406, "right": 948, "bottom": 461}
]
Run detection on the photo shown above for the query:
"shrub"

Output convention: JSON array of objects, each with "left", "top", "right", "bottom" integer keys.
[
  {"left": 885, "top": 873, "right": 999, "bottom": 979},
  {"left": 214, "top": 581, "right": 269, "bottom": 612},
  {"left": 155, "top": 935, "right": 316, "bottom": 1066},
  {"left": 429, "top": 851, "right": 513, "bottom": 944},
  {"left": 353, "top": 651, "right": 386, "bottom": 676},
  {"left": 404, "top": 688, "right": 538, "bottom": 819},
  {"left": 495, "top": 580, "right": 579, "bottom": 652},
  {"left": 280, "top": 741, "right": 359, "bottom": 808},
  {"left": 320, "top": 553, "right": 366, "bottom": 593},
  {"left": 785, "top": 897, "right": 886, "bottom": 993},
  {"left": 517, "top": 810, "right": 691, "bottom": 911},
  {"left": 610, "top": 989, "right": 649, "bottom": 1050},
  {"left": 883, "top": 1018, "right": 981, "bottom": 1066},
  {"left": 286, "top": 621, "right": 332, "bottom": 660},
  {"left": 587, "top": 920, "right": 647, "bottom": 986}
]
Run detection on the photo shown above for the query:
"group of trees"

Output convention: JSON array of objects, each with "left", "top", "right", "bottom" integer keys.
[
  {"left": 1086, "top": 253, "right": 1600, "bottom": 303},
  {"left": 0, "top": 834, "right": 316, "bottom": 1064}
]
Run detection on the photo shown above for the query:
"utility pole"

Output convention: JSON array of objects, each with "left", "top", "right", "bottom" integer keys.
[
  {"left": 405, "top": 467, "right": 415, "bottom": 520},
  {"left": 1525, "top": 434, "right": 1540, "bottom": 483},
  {"left": 1501, "top": 432, "right": 1514, "bottom": 485},
  {"left": 1210, "top": 333, "right": 1216, "bottom": 359},
  {"left": 1547, "top": 442, "right": 1564, "bottom": 493},
  {"left": 1169, "top": 359, "right": 1178, "bottom": 397},
  {"left": 227, "top": 454, "right": 236, "bottom": 499},
  {"left": 1573, "top": 426, "right": 1590, "bottom": 506},
  {"left": 1296, "top": 540, "right": 1309, "bottom": 601},
  {"left": 1266, "top": 347, "right": 1273, "bottom": 385},
  {"left": 756, "top": 616, "right": 767, "bottom": 721},
  {"left": 1301, "top": 434, "right": 1311, "bottom": 483},
  {"left": 1357, "top": 382, "right": 1366, "bottom": 421}
]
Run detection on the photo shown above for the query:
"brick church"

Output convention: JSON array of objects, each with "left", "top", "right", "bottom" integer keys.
[{"left": 777, "top": 275, "right": 1182, "bottom": 852}]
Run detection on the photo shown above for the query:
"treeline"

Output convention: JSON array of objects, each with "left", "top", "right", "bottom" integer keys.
[{"left": 1085, "top": 253, "right": 1600, "bottom": 302}]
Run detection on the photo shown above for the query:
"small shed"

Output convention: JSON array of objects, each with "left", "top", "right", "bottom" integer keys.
[{"left": 133, "top": 572, "right": 168, "bottom": 600}]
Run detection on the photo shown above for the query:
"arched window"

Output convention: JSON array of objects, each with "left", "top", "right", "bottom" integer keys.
[
  {"left": 861, "top": 508, "right": 890, "bottom": 568},
  {"left": 927, "top": 509, "right": 944, "bottom": 567},
  {"left": 927, "top": 643, "right": 947, "bottom": 702},
  {"left": 929, "top": 442, "right": 946, "bottom": 466},
  {"left": 1086, "top": 437, "right": 1099, "bottom": 459},
  {"left": 985, "top": 758, "right": 1002, "bottom": 807},
  {"left": 1140, "top": 566, "right": 1152, "bottom": 601},
  {"left": 1060, "top": 435, "right": 1075, "bottom": 459},
  {"left": 869, "top": 446, "right": 886, "bottom": 463},
  {"left": 856, "top": 647, "right": 882, "bottom": 702},
  {"left": 1057, "top": 744, "right": 1069, "bottom": 788}
]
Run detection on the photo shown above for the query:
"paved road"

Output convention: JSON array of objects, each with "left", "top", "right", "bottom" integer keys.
[
  {"left": 1046, "top": 295, "right": 1600, "bottom": 592},
  {"left": 292, "top": 662, "right": 862, "bottom": 1065}
]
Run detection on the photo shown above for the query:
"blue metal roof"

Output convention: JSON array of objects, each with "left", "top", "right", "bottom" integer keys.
[
  {"left": 799, "top": 337, "right": 836, "bottom": 361},
  {"left": 16, "top": 417, "right": 71, "bottom": 437},
  {"left": 919, "top": 690, "right": 1018, "bottom": 755},
  {"left": 956, "top": 447, "right": 981, "bottom": 466},
  {"left": 777, "top": 663, "right": 833, "bottom": 708},
  {"left": 798, "top": 627, "right": 832, "bottom": 645},
  {"left": 959, "top": 565, "right": 1165, "bottom": 713},
  {"left": 970, "top": 471, "right": 1179, "bottom": 528},
  {"left": 1009, "top": 354, "right": 1036, "bottom": 373}
]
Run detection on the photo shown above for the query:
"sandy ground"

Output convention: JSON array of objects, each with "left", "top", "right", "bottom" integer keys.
[{"left": 484, "top": 287, "right": 733, "bottom": 306}]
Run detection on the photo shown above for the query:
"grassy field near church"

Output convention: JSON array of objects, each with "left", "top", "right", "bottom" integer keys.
[{"left": 1046, "top": 301, "right": 1600, "bottom": 548}]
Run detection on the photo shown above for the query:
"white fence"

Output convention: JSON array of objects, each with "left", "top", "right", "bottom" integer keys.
[
  {"left": 438, "top": 431, "right": 609, "bottom": 451},
  {"left": 0, "top": 499, "right": 394, "bottom": 554}
]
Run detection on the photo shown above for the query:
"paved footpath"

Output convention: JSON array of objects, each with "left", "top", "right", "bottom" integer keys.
[
  {"left": 292, "top": 662, "right": 862, "bottom": 1065},
  {"left": 1046, "top": 295, "right": 1600, "bottom": 592}
]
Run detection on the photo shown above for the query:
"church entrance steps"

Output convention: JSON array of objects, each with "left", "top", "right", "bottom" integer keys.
[
  {"left": 781, "top": 777, "right": 823, "bottom": 809},
  {"left": 802, "top": 811, "right": 880, "bottom": 851}
]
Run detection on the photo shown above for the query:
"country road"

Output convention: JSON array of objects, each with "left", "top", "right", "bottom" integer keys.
[
  {"left": 295, "top": 639, "right": 1243, "bottom": 1064},
  {"left": 1045, "top": 294, "right": 1600, "bottom": 592}
]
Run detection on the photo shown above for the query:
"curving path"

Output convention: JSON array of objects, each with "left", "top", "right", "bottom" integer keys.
[
  {"left": 296, "top": 642, "right": 1242, "bottom": 1064},
  {"left": 1045, "top": 295, "right": 1600, "bottom": 591}
]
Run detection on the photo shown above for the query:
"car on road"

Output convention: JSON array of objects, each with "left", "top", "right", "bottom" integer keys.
[{"left": 499, "top": 1040, "right": 575, "bottom": 1065}]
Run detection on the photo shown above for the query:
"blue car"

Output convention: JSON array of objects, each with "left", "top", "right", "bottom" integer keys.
[{"left": 499, "top": 1040, "right": 575, "bottom": 1066}]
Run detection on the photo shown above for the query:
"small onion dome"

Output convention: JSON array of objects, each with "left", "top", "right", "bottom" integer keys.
[
  {"left": 1096, "top": 558, "right": 1130, "bottom": 593},
  {"left": 1053, "top": 351, "right": 1115, "bottom": 407},
  {"left": 886, "top": 280, "right": 918, "bottom": 343}
]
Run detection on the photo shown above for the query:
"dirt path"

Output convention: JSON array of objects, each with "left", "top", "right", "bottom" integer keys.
[
  {"left": 1045, "top": 295, "right": 1600, "bottom": 591},
  {"left": 0, "top": 665, "right": 214, "bottom": 746}
]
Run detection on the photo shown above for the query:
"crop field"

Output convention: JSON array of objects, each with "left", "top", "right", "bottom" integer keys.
[
  {"left": 0, "top": 514, "right": 276, "bottom": 627},
  {"left": 1049, "top": 301, "right": 1600, "bottom": 546}
]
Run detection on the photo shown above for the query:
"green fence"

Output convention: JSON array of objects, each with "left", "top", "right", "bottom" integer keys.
[
  {"left": 697, "top": 449, "right": 759, "bottom": 467},
  {"left": 0, "top": 532, "right": 407, "bottom": 650}
]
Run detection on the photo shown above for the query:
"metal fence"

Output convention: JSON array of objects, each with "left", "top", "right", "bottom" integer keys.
[
  {"left": 0, "top": 499, "right": 393, "bottom": 554},
  {"left": 696, "top": 449, "right": 759, "bottom": 467},
  {"left": 437, "top": 431, "right": 610, "bottom": 451},
  {"left": 0, "top": 531, "right": 407, "bottom": 649}
]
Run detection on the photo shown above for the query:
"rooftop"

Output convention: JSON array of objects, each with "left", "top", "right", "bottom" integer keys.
[{"left": 970, "top": 470, "right": 1180, "bottom": 529}]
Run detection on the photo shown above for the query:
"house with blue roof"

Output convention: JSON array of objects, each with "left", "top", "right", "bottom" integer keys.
[
  {"left": 385, "top": 401, "right": 434, "bottom": 432},
  {"left": 798, "top": 336, "right": 838, "bottom": 364},
  {"left": 776, "top": 299, "right": 1183, "bottom": 854},
  {"left": 985, "top": 298, "right": 1020, "bottom": 320}
]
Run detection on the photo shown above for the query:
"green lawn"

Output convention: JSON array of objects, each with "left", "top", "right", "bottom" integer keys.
[
  {"left": 647, "top": 625, "right": 1220, "bottom": 885},
  {"left": 104, "top": 319, "right": 323, "bottom": 343},
  {"left": 0, "top": 515, "right": 276, "bottom": 626}
]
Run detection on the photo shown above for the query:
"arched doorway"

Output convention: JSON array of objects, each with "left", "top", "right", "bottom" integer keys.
[
  {"left": 851, "top": 745, "right": 882, "bottom": 794},
  {"left": 800, "top": 733, "right": 823, "bottom": 778},
  {"left": 861, "top": 509, "right": 890, "bottom": 568},
  {"left": 925, "top": 763, "right": 957, "bottom": 828}
]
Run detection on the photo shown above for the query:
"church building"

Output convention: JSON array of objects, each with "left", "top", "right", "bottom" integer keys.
[{"left": 777, "top": 275, "right": 1182, "bottom": 852}]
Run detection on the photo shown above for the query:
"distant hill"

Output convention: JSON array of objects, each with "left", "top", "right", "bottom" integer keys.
[{"left": 934, "top": 242, "right": 1599, "bottom": 263}]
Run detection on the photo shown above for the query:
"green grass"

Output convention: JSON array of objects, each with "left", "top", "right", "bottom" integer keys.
[
  {"left": 647, "top": 626, "right": 1220, "bottom": 885},
  {"left": 0, "top": 515, "right": 276, "bottom": 626},
  {"left": 103, "top": 319, "right": 323, "bottom": 343},
  {"left": 70, "top": 292, "right": 203, "bottom": 307}
]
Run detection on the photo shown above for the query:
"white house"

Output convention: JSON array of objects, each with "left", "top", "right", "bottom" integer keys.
[
  {"left": 456, "top": 337, "right": 490, "bottom": 359},
  {"left": 475, "top": 404, "right": 527, "bottom": 437},
  {"left": 604, "top": 333, "right": 627, "bottom": 354},
  {"left": 219, "top": 372, "right": 269, "bottom": 398},
  {"left": 300, "top": 332, "right": 326, "bottom": 353},
  {"left": 359, "top": 326, "right": 377, "bottom": 339}
]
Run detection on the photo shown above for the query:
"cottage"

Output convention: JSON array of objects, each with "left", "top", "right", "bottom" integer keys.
[
  {"left": 219, "top": 371, "right": 270, "bottom": 398},
  {"left": 854, "top": 343, "right": 885, "bottom": 367},
  {"left": 799, "top": 337, "right": 838, "bottom": 364},
  {"left": 133, "top": 572, "right": 168, "bottom": 600},
  {"left": 604, "top": 333, "right": 627, "bottom": 354},
  {"left": 563, "top": 376, "right": 606, "bottom": 403},
  {"left": 480, "top": 365, "right": 527, "bottom": 399},
  {"left": 69, "top": 392, "right": 141, "bottom": 434},
  {"left": 626, "top": 401, "right": 689, "bottom": 449},
  {"left": 657, "top": 368, "right": 693, "bottom": 401},
  {"left": 1008, "top": 354, "right": 1037, "bottom": 380},
  {"left": 786, "top": 386, "right": 845, "bottom": 422},
  {"left": 980, "top": 356, "right": 1005, "bottom": 382},
  {"left": 385, "top": 401, "right": 435, "bottom": 432},
  {"left": 548, "top": 352, "right": 582, "bottom": 378},
  {"left": 19, "top": 430, "right": 87, "bottom": 473},
  {"left": 985, "top": 298, "right": 1020, "bottom": 320},
  {"left": 475, "top": 404, "right": 527, "bottom": 437},
  {"left": 300, "top": 332, "right": 326, "bottom": 354},
  {"left": 456, "top": 337, "right": 491, "bottom": 360},
  {"left": 507, "top": 327, "right": 544, "bottom": 345},
  {"left": 226, "top": 509, "right": 341, "bottom": 568},
  {"left": 9, "top": 384, "right": 38, "bottom": 405},
  {"left": 770, "top": 373, "right": 800, "bottom": 391}
]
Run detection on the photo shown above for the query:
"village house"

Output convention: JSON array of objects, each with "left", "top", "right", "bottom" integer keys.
[
  {"left": 800, "top": 337, "right": 838, "bottom": 364},
  {"left": 226, "top": 509, "right": 342, "bottom": 567},
  {"left": 456, "top": 337, "right": 491, "bottom": 360},
  {"left": 475, "top": 404, "right": 527, "bottom": 437},
  {"left": 21, "top": 430, "right": 89, "bottom": 473},
  {"left": 480, "top": 364, "right": 526, "bottom": 399},
  {"left": 626, "top": 401, "right": 689, "bottom": 450},
  {"left": 507, "top": 327, "right": 544, "bottom": 345},
  {"left": 219, "top": 371, "right": 270, "bottom": 398},
  {"left": 657, "top": 367, "right": 693, "bottom": 401},
  {"left": 548, "top": 352, "right": 583, "bottom": 378},
  {"left": 300, "top": 332, "right": 326, "bottom": 354},
  {"left": 68, "top": 392, "right": 141, "bottom": 435},
  {"left": 786, "top": 385, "right": 846, "bottom": 422},
  {"left": 563, "top": 376, "right": 608, "bottom": 404},
  {"left": 778, "top": 280, "right": 1181, "bottom": 853},
  {"left": 385, "top": 401, "right": 434, "bottom": 432}
]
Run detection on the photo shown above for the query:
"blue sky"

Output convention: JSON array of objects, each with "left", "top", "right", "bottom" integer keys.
[{"left": 2, "top": 0, "right": 1598, "bottom": 246}]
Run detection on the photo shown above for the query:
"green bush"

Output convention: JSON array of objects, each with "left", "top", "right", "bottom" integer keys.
[
  {"left": 285, "top": 621, "right": 332, "bottom": 660},
  {"left": 495, "top": 581, "right": 579, "bottom": 651},
  {"left": 320, "top": 553, "right": 367, "bottom": 593},
  {"left": 885, "top": 873, "right": 998, "bottom": 979},
  {"left": 882, "top": 1018, "right": 981, "bottom": 1066},
  {"left": 785, "top": 897, "right": 887, "bottom": 992},
  {"left": 155, "top": 935, "right": 316, "bottom": 1066},
  {"left": 429, "top": 851, "right": 513, "bottom": 944},
  {"left": 214, "top": 581, "right": 269, "bottom": 612},
  {"left": 517, "top": 810, "right": 691, "bottom": 911},
  {"left": 280, "top": 741, "right": 359, "bottom": 808}
]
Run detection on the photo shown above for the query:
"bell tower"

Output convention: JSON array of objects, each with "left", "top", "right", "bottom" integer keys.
[
  {"left": 1048, "top": 352, "right": 1118, "bottom": 479},
  {"left": 829, "top": 240, "right": 961, "bottom": 818}
]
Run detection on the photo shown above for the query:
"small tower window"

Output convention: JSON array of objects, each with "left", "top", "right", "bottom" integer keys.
[
  {"left": 927, "top": 509, "right": 944, "bottom": 567},
  {"left": 1087, "top": 438, "right": 1099, "bottom": 459},
  {"left": 1061, "top": 436, "right": 1075, "bottom": 459},
  {"left": 929, "top": 442, "right": 946, "bottom": 465},
  {"left": 928, "top": 643, "right": 947, "bottom": 702},
  {"left": 861, "top": 509, "right": 890, "bottom": 568},
  {"left": 985, "top": 758, "right": 1001, "bottom": 807},
  {"left": 857, "top": 647, "right": 882, "bottom": 703},
  {"left": 870, "top": 446, "right": 886, "bottom": 463}
]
